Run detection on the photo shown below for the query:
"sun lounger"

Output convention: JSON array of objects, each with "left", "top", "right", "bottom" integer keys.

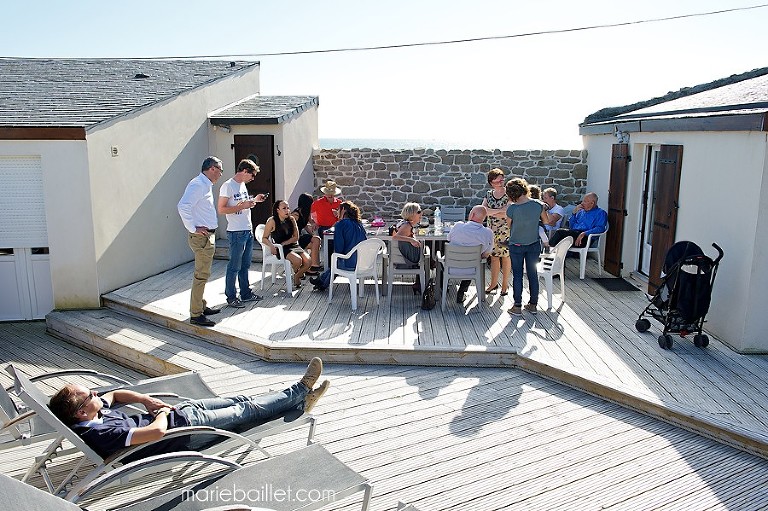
[
  {"left": 6, "top": 364, "right": 316, "bottom": 502},
  {"left": 1, "top": 381, "right": 58, "bottom": 450},
  {"left": 2, "top": 368, "right": 217, "bottom": 451},
  {"left": 2, "top": 472, "right": 82, "bottom": 511},
  {"left": 106, "top": 443, "right": 372, "bottom": 511},
  {"left": 1, "top": 443, "right": 372, "bottom": 511}
]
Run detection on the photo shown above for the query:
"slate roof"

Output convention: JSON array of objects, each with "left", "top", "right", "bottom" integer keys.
[
  {"left": 0, "top": 58, "right": 259, "bottom": 128},
  {"left": 209, "top": 95, "right": 319, "bottom": 125},
  {"left": 581, "top": 66, "right": 768, "bottom": 128}
]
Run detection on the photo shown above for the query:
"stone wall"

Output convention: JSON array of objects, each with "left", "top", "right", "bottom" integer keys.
[{"left": 312, "top": 148, "right": 587, "bottom": 218}]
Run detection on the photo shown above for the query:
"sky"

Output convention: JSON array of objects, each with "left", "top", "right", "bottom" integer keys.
[{"left": 2, "top": 1, "right": 767, "bottom": 149}]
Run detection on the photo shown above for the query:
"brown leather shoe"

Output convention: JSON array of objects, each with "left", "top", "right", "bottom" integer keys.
[
  {"left": 300, "top": 357, "right": 323, "bottom": 389},
  {"left": 304, "top": 380, "right": 330, "bottom": 413}
]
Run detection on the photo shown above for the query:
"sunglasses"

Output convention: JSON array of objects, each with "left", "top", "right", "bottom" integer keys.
[{"left": 76, "top": 390, "right": 97, "bottom": 412}]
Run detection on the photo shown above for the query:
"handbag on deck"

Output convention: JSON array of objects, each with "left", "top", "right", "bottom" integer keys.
[{"left": 421, "top": 278, "right": 436, "bottom": 310}]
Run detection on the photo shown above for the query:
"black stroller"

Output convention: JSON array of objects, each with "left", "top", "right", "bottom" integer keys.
[{"left": 635, "top": 241, "right": 724, "bottom": 350}]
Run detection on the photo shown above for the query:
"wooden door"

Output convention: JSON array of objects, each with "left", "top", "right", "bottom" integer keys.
[
  {"left": 233, "top": 135, "right": 275, "bottom": 228},
  {"left": 647, "top": 144, "right": 683, "bottom": 292},
  {"left": 604, "top": 144, "right": 629, "bottom": 276}
]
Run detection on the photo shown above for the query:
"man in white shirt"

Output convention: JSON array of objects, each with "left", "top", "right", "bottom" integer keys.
[
  {"left": 446, "top": 205, "right": 494, "bottom": 303},
  {"left": 217, "top": 159, "right": 267, "bottom": 308},
  {"left": 177, "top": 157, "right": 224, "bottom": 326},
  {"left": 542, "top": 187, "right": 565, "bottom": 248}
]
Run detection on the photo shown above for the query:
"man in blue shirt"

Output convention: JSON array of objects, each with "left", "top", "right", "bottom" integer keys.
[
  {"left": 49, "top": 358, "right": 329, "bottom": 460},
  {"left": 547, "top": 192, "right": 608, "bottom": 248},
  {"left": 446, "top": 205, "right": 494, "bottom": 303}
]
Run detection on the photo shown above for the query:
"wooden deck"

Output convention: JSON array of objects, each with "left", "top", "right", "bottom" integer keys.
[
  {"left": 3, "top": 321, "right": 768, "bottom": 510},
  {"left": 84, "top": 257, "right": 768, "bottom": 455}
]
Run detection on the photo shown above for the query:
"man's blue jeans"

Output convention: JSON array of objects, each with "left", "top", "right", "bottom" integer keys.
[
  {"left": 176, "top": 382, "right": 309, "bottom": 444},
  {"left": 225, "top": 230, "right": 254, "bottom": 301},
  {"left": 510, "top": 241, "right": 540, "bottom": 306}
]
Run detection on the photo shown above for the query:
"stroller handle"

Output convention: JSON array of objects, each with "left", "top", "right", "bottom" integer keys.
[{"left": 711, "top": 243, "right": 724, "bottom": 264}]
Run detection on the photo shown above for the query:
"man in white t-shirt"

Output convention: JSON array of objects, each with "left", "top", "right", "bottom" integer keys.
[
  {"left": 542, "top": 188, "right": 566, "bottom": 247},
  {"left": 217, "top": 159, "right": 268, "bottom": 308}
]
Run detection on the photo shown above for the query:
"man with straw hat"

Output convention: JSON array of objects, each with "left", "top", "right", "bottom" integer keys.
[{"left": 309, "top": 180, "right": 343, "bottom": 271}]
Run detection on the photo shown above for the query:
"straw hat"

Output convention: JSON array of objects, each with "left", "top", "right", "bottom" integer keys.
[{"left": 320, "top": 180, "right": 342, "bottom": 196}]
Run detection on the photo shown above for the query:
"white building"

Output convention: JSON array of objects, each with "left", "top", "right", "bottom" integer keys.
[
  {"left": 580, "top": 67, "right": 768, "bottom": 353},
  {"left": 0, "top": 59, "right": 318, "bottom": 320}
]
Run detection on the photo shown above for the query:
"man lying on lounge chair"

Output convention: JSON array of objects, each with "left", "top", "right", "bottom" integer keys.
[{"left": 48, "top": 358, "right": 329, "bottom": 459}]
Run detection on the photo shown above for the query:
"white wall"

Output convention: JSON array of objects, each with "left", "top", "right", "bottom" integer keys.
[
  {"left": 281, "top": 106, "right": 319, "bottom": 205},
  {"left": 583, "top": 130, "right": 768, "bottom": 352},
  {"left": 209, "top": 104, "right": 318, "bottom": 224},
  {"left": 0, "top": 140, "right": 99, "bottom": 308},
  {"left": 84, "top": 67, "right": 260, "bottom": 299}
]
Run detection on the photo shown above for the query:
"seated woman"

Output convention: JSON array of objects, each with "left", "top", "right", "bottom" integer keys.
[
  {"left": 309, "top": 201, "right": 367, "bottom": 291},
  {"left": 392, "top": 202, "right": 424, "bottom": 294},
  {"left": 262, "top": 200, "right": 312, "bottom": 288},
  {"left": 291, "top": 193, "right": 321, "bottom": 276}
]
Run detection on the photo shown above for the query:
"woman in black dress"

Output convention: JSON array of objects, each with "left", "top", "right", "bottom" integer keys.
[
  {"left": 262, "top": 200, "right": 311, "bottom": 288},
  {"left": 291, "top": 193, "right": 321, "bottom": 275}
]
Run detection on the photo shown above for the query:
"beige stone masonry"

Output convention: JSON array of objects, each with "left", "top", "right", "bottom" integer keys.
[{"left": 313, "top": 147, "right": 587, "bottom": 218}]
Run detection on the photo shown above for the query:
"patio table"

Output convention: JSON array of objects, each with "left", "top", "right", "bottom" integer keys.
[{"left": 321, "top": 225, "right": 451, "bottom": 296}]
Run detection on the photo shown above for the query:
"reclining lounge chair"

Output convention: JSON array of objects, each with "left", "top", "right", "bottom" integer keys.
[
  {"left": 6, "top": 364, "right": 316, "bottom": 502},
  {"left": 1, "top": 442, "right": 373, "bottom": 511}
]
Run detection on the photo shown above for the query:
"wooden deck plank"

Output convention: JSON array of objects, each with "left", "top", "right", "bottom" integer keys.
[{"left": 4, "top": 322, "right": 768, "bottom": 511}]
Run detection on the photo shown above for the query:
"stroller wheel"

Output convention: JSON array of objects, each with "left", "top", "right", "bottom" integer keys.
[
  {"left": 635, "top": 318, "right": 651, "bottom": 333},
  {"left": 694, "top": 334, "right": 710, "bottom": 348},
  {"left": 658, "top": 334, "right": 673, "bottom": 350}
]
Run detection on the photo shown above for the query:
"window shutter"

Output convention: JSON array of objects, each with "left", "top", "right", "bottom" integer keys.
[{"left": 0, "top": 156, "right": 48, "bottom": 247}]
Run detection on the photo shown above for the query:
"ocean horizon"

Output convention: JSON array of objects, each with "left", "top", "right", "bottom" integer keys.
[{"left": 319, "top": 137, "right": 511, "bottom": 151}]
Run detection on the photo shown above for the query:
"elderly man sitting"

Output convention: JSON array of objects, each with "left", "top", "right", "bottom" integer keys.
[
  {"left": 446, "top": 205, "right": 494, "bottom": 303},
  {"left": 547, "top": 192, "right": 608, "bottom": 248}
]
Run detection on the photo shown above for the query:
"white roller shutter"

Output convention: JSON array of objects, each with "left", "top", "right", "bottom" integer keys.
[{"left": 0, "top": 156, "right": 48, "bottom": 247}]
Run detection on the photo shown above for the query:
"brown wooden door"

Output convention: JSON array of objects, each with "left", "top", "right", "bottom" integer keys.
[
  {"left": 604, "top": 144, "right": 629, "bottom": 276},
  {"left": 233, "top": 135, "right": 275, "bottom": 228},
  {"left": 647, "top": 144, "right": 683, "bottom": 292}
]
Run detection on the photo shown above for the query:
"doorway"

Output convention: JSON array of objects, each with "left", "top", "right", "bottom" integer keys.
[
  {"left": 636, "top": 144, "right": 683, "bottom": 292},
  {"left": 233, "top": 135, "right": 275, "bottom": 227},
  {"left": 637, "top": 145, "right": 660, "bottom": 276}
]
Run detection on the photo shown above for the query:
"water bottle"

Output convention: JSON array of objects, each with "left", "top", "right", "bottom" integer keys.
[{"left": 434, "top": 206, "right": 442, "bottom": 232}]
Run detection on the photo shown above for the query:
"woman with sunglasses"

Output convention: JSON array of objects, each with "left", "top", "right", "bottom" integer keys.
[
  {"left": 262, "top": 200, "right": 312, "bottom": 289},
  {"left": 392, "top": 202, "right": 425, "bottom": 294}
]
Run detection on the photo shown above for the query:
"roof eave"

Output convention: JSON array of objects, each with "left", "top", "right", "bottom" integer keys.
[
  {"left": 0, "top": 126, "right": 86, "bottom": 140},
  {"left": 579, "top": 112, "right": 768, "bottom": 136}
]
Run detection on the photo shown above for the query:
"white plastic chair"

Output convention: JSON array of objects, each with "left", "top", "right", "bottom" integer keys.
[
  {"left": 560, "top": 204, "right": 576, "bottom": 227},
  {"left": 436, "top": 244, "right": 485, "bottom": 311},
  {"left": 387, "top": 243, "right": 429, "bottom": 297},
  {"left": 255, "top": 223, "right": 293, "bottom": 294},
  {"left": 568, "top": 225, "right": 608, "bottom": 279},
  {"left": 538, "top": 237, "right": 573, "bottom": 309},
  {"left": 440, "top": 206, "right": 466, "bottom": 222},
  {"left": 329, "top": 239, "right": 387, "bottom": 311}
]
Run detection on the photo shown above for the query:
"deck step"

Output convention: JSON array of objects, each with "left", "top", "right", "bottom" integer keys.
[{"left": 45, "top": 309, "right": 250, "bottom": 376}]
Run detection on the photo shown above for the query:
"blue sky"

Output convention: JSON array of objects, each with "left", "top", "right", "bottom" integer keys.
[{"left": 3, "top": 1, "right": 767, "bottom": 149}]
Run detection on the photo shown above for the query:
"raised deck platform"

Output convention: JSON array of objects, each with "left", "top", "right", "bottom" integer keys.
[{"left": 45, "top": 257, "right": 768, "bottom": 461}]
